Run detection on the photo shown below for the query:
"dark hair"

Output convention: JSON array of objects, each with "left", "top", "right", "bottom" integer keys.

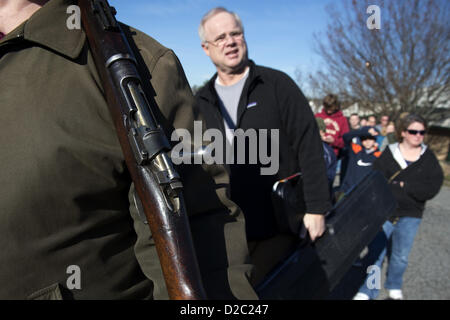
[
  {"left": 360, "top": 135, "right": 376, "bottom": 141},
  {"left": 399, "top": 114, "right": 427, "bottom": 140},
  {"left": 394, "top": 112, "right": 410, "bottom": 141},
  {"left": 350, "top": 113, "right": 359, "bottom": 118},
  {"left": 323, "top": 94, "right": 340, "bottom": 112}
]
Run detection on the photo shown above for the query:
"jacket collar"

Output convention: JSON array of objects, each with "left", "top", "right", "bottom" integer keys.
[
  {"left": 389, "top": 142, "right": 427, "bottom": 169},
  {"left": 198, "top": 60, "right": 262, "bottom": 104},
  {"left": 1, "top": 0, "right": 85, "bottom": 60}
]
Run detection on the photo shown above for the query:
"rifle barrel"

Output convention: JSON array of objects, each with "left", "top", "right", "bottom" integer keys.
[{"left": 79, "top": 0, "right": 206, "bottom": 300}]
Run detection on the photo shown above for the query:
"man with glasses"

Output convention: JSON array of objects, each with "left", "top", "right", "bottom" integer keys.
[{"left": 194, "top": 7, "right": 332, "bottom": 286}]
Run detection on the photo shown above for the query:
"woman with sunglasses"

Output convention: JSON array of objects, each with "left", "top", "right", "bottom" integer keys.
[{"left": 354, "top": 114, "right": 443, "bottom": 300}]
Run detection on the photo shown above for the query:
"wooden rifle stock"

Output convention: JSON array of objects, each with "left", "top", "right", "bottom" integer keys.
[{"left": 78, "top": 0, "right": 206, "bottom": 299}]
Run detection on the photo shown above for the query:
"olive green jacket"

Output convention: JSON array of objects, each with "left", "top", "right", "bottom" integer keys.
[{"left": 0, "top": 0, "right": 257, "bottom": 300}]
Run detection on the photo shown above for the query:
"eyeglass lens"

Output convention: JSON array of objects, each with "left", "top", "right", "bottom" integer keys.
[{"left": 407, "top": 130, "right": 425, "bottom": 135}]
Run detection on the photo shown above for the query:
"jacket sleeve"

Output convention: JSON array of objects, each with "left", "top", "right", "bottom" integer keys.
[
  {"left": 276, "top": 74, "right": 332, "bottom": 214},
  {"left": 373, "top": 148, "right": 395, "bottom": 179},
  {"left": 127, "top": 47, "right": 257, "bottom": 300},
  {"left": 343, "top": 131, "right": 356, "bottom": 146},
  {"left": 403, "top": 151, "right": 444, "bottom": 202},
  {"left": 343, "top": 126, "right": 379, "bottom": 145},
  {"left": 330, "top": 117, "right": 349, "bottom": 151}
]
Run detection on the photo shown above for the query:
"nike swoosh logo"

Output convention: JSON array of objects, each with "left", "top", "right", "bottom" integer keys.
[
  {"left": 357, "top": 159, "right": 373, "bottom": 167},
  {"left": 247, "top": 102, "right": 257, "bottom": 109}
]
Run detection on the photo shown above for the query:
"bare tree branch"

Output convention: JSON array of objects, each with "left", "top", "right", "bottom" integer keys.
[{"left": 304, "top": 0, "right": 449, "bottom": 122}]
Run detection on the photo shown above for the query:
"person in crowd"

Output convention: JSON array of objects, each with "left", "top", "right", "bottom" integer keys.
[
  {"left": 373, "top": 115, "right": 389, "bottom": 147},
  {"left": 315, "top": 94, "right": 350, "bottom": 158},
  {"left": 0, "top": 0, "right": 257, "bottom": 299},
  {"left": 376, "top": 115, "right": 390, "bottom": 136},
  {"left": 315, "top": 94, "right": 350, "bottom": 187},
  {"left": 316, "top": 117, "right": 338, "bottom": 192},
  {"left": 353, "top": 114, "right": 443, "bottom": 300},
  {"left": 194, "top": 7, "right": 331, "bottom": 285},
  {"left": 360, "top": 117, "right": 368, "bottom": 127},
  {"left": 349, "top": 113, "right": 361, "bottom": 131},
  {"left": 340, "top": 126, "right": 381, "bottom": 194},
  {"left": 380, "top": 113, "right": 410, "bottom": 152},
  {"left": 367, "top": 115, "right": 377, "bottom": 127},
  {"left": 379, "top": 121, "right": 397, "bottom": 151},
  {"left": 365, "top": 115, "right": 385, "bottom": 147},
  {"left": 341, "top": 112, "right": 363, "bottom": 180}
]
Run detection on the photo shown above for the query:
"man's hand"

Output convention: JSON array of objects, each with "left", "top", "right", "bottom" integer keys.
[{"left": 302, "top": 213, "right": 325, "bottom": 241}]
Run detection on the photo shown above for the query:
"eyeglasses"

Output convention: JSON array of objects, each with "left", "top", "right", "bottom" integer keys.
[
  {"left": 406, "top": 129, "right": 426, "bottom": 136},
  {"left": 206, "top": 31, "right": 244, "bottom": 47}
]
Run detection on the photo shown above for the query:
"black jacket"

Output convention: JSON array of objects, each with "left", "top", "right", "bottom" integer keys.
[
  {"left": 340, "top": 127, "right": 382, "bottom": 192},
  {"left": 374, "top": 144, "right": 443, "bottom": 218},
  {"left": 195, "top": 61, "right": 331, "bottom": 240}
]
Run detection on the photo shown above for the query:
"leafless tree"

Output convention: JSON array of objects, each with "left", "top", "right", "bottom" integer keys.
[{"left": 306, "top": 0, "right": 449, "bottom": 122}]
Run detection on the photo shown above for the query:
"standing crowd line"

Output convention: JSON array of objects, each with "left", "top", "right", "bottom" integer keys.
[{"left": 314, "top": 96, "right": 444, "bottom": 300}]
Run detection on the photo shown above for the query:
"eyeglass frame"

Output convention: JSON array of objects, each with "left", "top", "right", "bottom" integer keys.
[
  {"left": 406, "top": 129, "right": 426, "bottom": 136},
  {"left": 204, "top": 30, "right": 244, "bottom": 47}
]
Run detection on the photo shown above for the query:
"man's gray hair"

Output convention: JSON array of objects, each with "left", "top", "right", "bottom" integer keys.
[{"left": 198, "top": 7, "right": 244, "bottom": 43}]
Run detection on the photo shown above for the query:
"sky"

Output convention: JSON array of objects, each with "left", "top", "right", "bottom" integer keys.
[{"left": 108, "top": 0, "right": 339, "bottom": 89}]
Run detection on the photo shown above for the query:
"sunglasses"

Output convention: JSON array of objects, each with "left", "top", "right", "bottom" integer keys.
[{"left": 406, "top": 129, "right": 426, "bottom": 136}]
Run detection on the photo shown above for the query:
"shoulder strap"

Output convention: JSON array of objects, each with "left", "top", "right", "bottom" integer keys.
[{"left": 388, "top": 169, "right": 403, "bottom": 184}]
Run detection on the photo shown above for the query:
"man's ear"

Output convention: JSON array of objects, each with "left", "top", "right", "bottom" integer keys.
[{"left": 201, "top": 43, "right": 210, "bottom": 57}]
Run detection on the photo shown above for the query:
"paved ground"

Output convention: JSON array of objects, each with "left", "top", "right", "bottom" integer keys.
[{"left": 328, "top": 185, "right": 450, "bottom": 300}]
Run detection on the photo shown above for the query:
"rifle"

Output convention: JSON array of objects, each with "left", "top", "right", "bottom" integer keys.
[{"left": 78, "top": 0, "right": 206, "bottom": 299}]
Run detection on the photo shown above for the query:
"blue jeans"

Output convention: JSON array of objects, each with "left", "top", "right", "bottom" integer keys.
[{"left": 358, "top": 217, "right": 422, "bottom": 299}]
